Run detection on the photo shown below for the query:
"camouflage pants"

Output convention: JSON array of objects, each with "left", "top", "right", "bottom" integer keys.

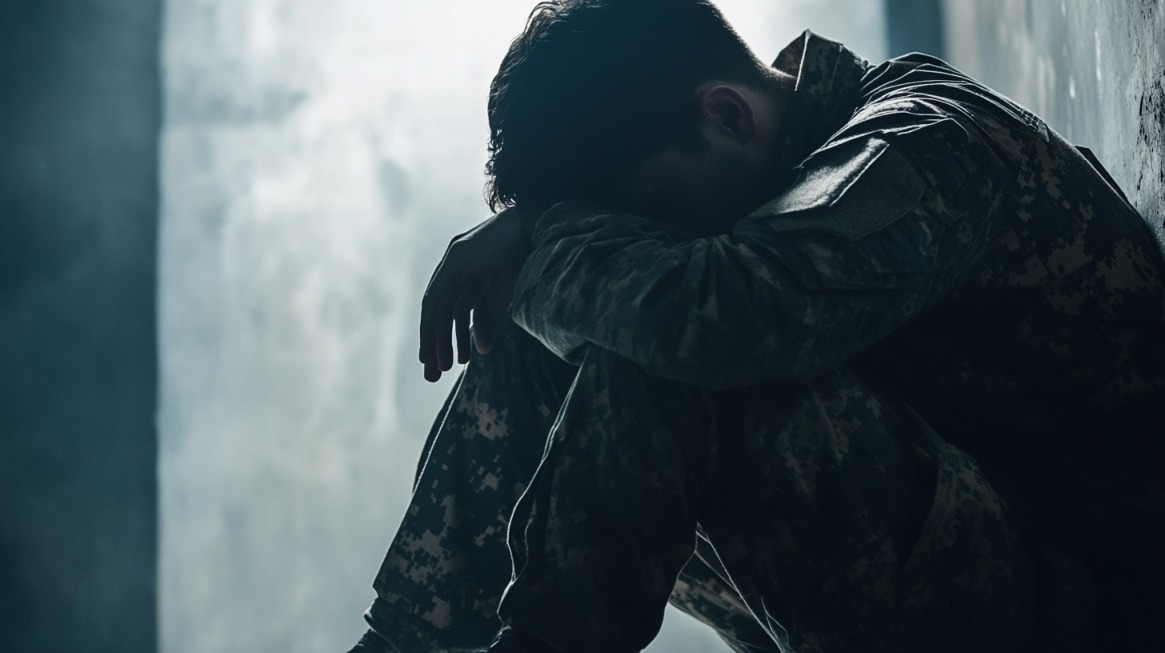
[{"left": 364, "top": 326, "right": 1036, "bottom": 653}]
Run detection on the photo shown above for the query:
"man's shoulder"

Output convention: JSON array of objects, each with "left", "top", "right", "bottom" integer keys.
[{"left": 851, "top": 52, "right": 1050, "bottom": 151}]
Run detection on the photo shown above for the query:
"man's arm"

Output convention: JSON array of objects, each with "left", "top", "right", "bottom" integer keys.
[
  {"left": 511, "top": 115, "right": 1010, "bottom": 389},
  {"left": 418, "top": 206, "right": 539, "bottom": 382}
]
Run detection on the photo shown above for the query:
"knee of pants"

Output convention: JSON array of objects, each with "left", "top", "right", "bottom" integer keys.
[
  {"left": 894, "top": 443, "right": 1038, "bottom": 652},
  {"left": 707, "top": 366, "right": 935, "bottom": 540},
  {"left": 547, "top": 346, "right": 719, "bottom": 491}
]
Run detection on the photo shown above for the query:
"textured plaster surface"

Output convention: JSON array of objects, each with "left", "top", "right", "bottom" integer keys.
[
  {"left": 0, "top": 2, "right": 161, "bottom": 652},
  {"left": 942, "top": 0, "right": 1165, "bottom": 244}
]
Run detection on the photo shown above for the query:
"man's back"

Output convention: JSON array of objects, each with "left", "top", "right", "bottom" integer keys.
[
  {"left": 798, "top": 47, "right": 1165, "bottom": 648},
  {"left": 847, "top": 50, "right": 1165, "bottom": 542},
  {"left": 509, "top": 35, "right": 1165, "bottom": 647}
]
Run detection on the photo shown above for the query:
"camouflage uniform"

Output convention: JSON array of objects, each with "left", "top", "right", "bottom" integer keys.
[
  {"left": 498, "top": 348, "right": 1038, "bottom": 653},
  {"left": 362, "top": 32, "right": 1165, "bottom": 652},
  {"left": 363, "top": 323, "right": 1032, "bottom": 653},
  {"left": 362, "top": 325, "right": 784, "bottom": 653},
  {"left": 509, "top": 31, "right": 1165, "bottom": 651}
]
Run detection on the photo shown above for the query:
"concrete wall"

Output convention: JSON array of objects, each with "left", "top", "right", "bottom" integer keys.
[
  {"left": 886, "top": 0, "right": 946, "bottom": 59},
  {"left": 941, "top": 0, "right": 1165, "bottom": 244},
  {"left": 1, "top": 1, "right": 1157, "bottom": 651},
  {"left": 0, "top": 1, "right": 161, "bottom": 651}
]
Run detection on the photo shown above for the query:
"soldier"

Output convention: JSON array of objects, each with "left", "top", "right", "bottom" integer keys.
[{"left": 350, "top": 1, "right": 1165, "bottom": 652}]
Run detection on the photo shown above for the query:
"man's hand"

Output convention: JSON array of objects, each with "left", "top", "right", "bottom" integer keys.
[{"left": 419, "top": 207, "right": 533, "bottom": 382}]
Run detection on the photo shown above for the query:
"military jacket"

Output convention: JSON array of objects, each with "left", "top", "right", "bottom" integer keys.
[{"left": 510, "top": 32, "right": 1165, "bottom": 548}]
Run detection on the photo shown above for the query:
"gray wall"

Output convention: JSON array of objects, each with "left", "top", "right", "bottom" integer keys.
[
  {"left": 0, "top": 1, "right": 161, "bottom": 651},
  {"left": 941, "top": 0, "right": 1165, "bottom": 244},
  {"left": 886, "top": 0, "right": 945, "bottom": 58},
  {"left": 1, "top": 0, "right": 1160, "bottom": 650}
]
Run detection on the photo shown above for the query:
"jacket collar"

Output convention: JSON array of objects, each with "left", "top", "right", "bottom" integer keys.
[{"left": 772, "top": 31, "right": 873, "bottom": 174}]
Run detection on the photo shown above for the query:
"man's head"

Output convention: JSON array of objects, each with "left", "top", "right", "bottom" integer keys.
[{"left": 485, "top": 0, "right": 792, "bottom": 232}]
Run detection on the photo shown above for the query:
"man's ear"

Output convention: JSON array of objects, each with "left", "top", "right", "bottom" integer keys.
[{"left": 697, "top": 84, "right": 756, "bottom": 143}]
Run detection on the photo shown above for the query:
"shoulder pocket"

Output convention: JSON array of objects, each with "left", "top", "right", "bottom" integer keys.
[{"left": 749, "top": 137, "right": 927, "bottom": 242}]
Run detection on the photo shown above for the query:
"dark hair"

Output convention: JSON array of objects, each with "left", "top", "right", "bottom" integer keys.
[{"left": 485, "top": 0, "right": 771, "bottom": 211}]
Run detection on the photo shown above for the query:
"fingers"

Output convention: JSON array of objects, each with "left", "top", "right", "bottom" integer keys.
[
  {"left": 454, "top": 291, "right": 473, "bottom": 365},
  {"left": 419, "top": 243, "right": 457, "bottom": 382},
  {"left": 418, "top": 212, "right": 529, "bottom": 381},
  {"left": 473, "top": 306, "right": 495, "bottom": 356},
  {"left": 472, "top": 277, "right": 496, "bottom": 356},
  {"left": 420, "top": 294, "right": 446, "bottom": 382},
  {"left": 422, "top": 287, "right": 473, "bottom": 381},
  {"left": 418, "top": 242, "right": 483, "bottom": 382},
  {"left": 418, "top": 256, "right": 447, "bottom": 365},
  {"left": 473, "top": 274, "right": 518, "bottom": 356}
]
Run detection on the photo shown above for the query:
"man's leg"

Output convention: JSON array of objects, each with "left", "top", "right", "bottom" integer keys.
[
  {"left": 499, "top": 348, "right": 1037, "bottom": 653},
  {"left": 703, "top": 372, "right": 1038, "bottom": 653},
  {"left": 670, "top": 535, "right": 784, "bottom": 653},
  {"left": 354, "top": 326, "right": 778, "bottom": 653},
  {"left": 361, "top": 325, "right": 577, "bottom": 652}
]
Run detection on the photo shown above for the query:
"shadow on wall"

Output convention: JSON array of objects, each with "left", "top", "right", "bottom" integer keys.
[{"left": 0, "top": 2, "right": 161, "bottom": 652}]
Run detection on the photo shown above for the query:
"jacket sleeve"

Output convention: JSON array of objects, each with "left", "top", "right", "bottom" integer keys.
[{"left": 511, "top": 110, "right": 1012, "bottom": 389}]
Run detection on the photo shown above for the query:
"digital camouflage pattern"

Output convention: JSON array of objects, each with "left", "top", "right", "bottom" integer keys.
[
  {"left": 508, "top": 30, "right": 1165, "bottom": 652},
  {"left": 362, "top": 324, "right": 1036, "bottom": 653},
  {"left": 360, "top": 32, "right": 1165, "bottom": 653},
  {"left": 363, "top": 327, "right": 575, "bottom": 653},
  {"left": 362, "top": 326, "right": 788, "bottom": 653},
  {"left": 499, "top": 348, "right": 1036, "bottom": 653}
]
